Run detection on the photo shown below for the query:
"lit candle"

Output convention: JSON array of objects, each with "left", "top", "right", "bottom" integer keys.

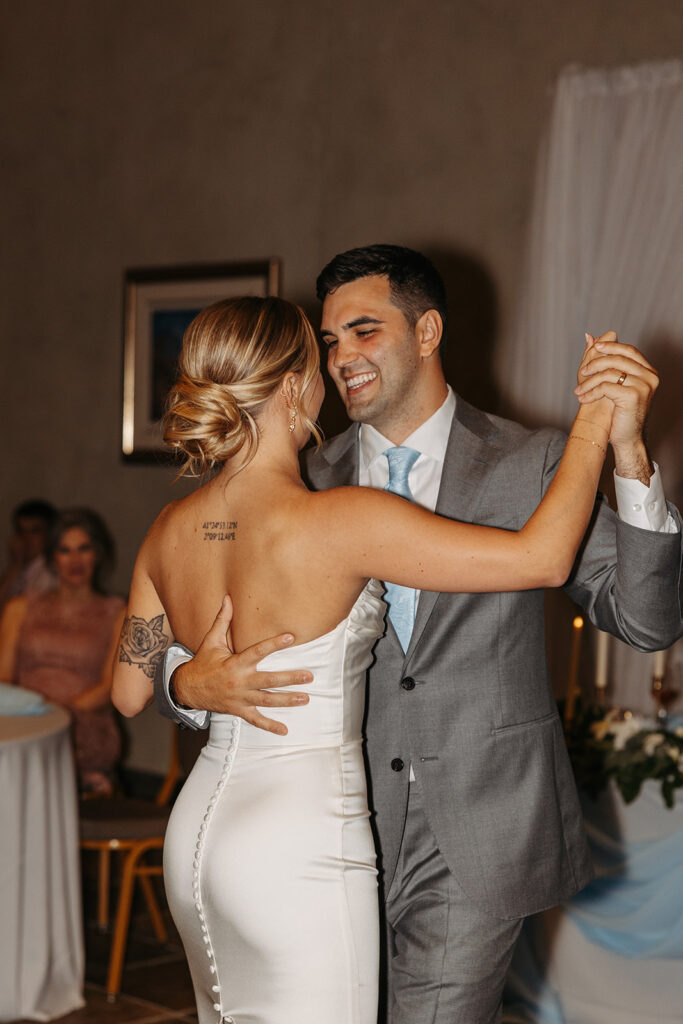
[
  {"left": 653, "top": 649, "right": 667, "bottom": 679},
  {"left": 595, "top": 629, "right": 609, "bottom": 689},
  {"left": 565, "top": 616, "right": 584, "bottom": 725}
]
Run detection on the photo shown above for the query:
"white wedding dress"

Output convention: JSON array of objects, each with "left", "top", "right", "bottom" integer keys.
[{"left": 163, "top": 581, "right": 386, "bottom": 1024}]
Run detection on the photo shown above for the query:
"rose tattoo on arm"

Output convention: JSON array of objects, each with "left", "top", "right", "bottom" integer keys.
[{"left": 119, "top": 614, "right": 170, "bottom": 679}]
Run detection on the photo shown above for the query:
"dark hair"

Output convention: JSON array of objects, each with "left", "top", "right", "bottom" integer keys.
[
  {"left": 12, "top": 499, "right": 57, "bottom": 531},
  {"left": 315, "top": 244, "right": 449, "bottom": 334},
  {"left": 45, "top": 508, "right": 115, "bottom": 593}
]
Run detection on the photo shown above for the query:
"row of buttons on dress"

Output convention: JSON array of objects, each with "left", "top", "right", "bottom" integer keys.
[{"left": 192, "top": 717, "right": 240, "bottom": 1024}]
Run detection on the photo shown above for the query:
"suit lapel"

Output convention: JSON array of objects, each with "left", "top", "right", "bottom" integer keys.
[
  {"left": 406, "top": 397, "right": 503, "bottom": 659},
  {"left": 303, "top": 423, "right": 360, "bottom": 489}
]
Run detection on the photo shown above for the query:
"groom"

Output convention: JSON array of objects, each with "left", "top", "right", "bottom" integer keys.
[{"left": 158, "top": 245, "right": 683, "bottom": 1023}]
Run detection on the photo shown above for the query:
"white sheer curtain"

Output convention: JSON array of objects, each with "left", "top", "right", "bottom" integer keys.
[
  {"left": 497, "top": 60, "right": 683, "bottom": 713},
  {"left": 498, "top": 59, "right": 683, "bottom": 427}
]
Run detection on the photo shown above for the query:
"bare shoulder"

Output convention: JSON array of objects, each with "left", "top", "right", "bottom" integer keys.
[
  {"left": 306, "top": 484, "right": 405, "bottom": 525},
  {"left": 1, "top": 594, "right": 28, "bottom": 623},
  {"left": 134, "top": 479, "right": 238, "bottom": 597},
  {"left": 137, "top": 494, "right": 194, "bottom": 560},
  {"left": 147, "top": 478, "right": 228, "bottom": 542},
  {"left": 307, "top": 484, "right": 390, "bottom": 513},
  {"left": 0, "top": 595, "right": 28, "bottom": 643},
  {"left": 298, "top": 486, "right": 405, "bottom": 552},
  {"left": 148, "top": 494, "right": 188, "bottom": 534}
]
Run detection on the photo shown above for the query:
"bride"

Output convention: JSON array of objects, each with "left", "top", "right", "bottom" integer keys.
[{"left": 112, "top": 295, "right": 611, "bottom": 1024}]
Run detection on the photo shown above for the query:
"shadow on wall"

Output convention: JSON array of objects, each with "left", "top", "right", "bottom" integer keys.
[
  {"left": 296, "top": 247, "right": 501, "bottom": 442},
  {"left": 641, "top": 333, "right": 683, "bottom": 510},
  {"left": 425, "top": 247, "right": 500, "bottom": 416}
]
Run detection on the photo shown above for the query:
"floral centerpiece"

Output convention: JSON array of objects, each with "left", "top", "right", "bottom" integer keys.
[{"left": 565, "top": 704, "right": 683, "bottom": 808}]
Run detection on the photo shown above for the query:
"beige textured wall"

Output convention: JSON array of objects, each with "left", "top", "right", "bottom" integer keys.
[{"left": 2, "top": 0, "right": 681, "bottom": 770}]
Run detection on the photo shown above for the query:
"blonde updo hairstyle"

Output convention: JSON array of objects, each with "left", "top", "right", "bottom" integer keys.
[{"left": 164, "top": 296, "right": 322, "bottom": 477}]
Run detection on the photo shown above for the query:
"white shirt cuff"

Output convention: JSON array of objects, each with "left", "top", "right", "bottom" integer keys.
[
  {"left": 614, "top": 463, "right": 678, "bottom": 533},
  {"left": 163, "top": 643, "right": 210, "bottom": 730}
]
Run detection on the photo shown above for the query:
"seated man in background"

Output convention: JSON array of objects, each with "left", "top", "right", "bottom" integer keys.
[{"left": 0, "top": 499, "right": 56, "bottom": 610}]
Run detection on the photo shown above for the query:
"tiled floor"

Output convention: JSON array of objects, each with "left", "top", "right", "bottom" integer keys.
[{"left": 13, "top": 872, "right": 197, "bottom": 1024}]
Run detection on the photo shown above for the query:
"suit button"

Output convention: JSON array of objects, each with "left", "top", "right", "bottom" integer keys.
[
  {"left": 400, "top": 676, "right": 415, "bottom": 691},
  {"left": 391, "top": 758, "right": 404, "bottom": 772}
]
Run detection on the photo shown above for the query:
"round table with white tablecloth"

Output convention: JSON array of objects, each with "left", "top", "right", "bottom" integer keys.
[
  {"left": 0, "top": 704, "right": 85, "bottom": 1022},
  {"left": 504, "top": 777, "right": 683, "bottom": 1023}
]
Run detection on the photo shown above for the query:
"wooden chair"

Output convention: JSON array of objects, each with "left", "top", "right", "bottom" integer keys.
[{"left": 79, "top": 725, "right": 181, "bottom": 1000}]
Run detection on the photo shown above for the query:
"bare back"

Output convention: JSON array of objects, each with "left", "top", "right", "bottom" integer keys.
[{"left": 142, "top": 468, "right": 369, "bottom": 654}]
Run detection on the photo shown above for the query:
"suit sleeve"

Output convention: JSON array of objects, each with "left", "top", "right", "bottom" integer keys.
[{"left": 542, "top": 431, "right": 683, "bottom": 651}]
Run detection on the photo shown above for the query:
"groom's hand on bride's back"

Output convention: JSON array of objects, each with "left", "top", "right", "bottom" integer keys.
[{"left": 172, "top": 596, "right": 312, "bottom": 736}]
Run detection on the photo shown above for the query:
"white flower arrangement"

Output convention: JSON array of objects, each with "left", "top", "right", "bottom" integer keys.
[{"left": 569, "top": 707, "right": 683, "bottom": 808}]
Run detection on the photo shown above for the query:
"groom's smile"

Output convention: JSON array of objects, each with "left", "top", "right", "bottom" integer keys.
[
  {"left": 320, "top": 275, "right": 426, "bottom": 439},
  {"left": 344, "top": 370, "right": 379, "bottom": 395}
]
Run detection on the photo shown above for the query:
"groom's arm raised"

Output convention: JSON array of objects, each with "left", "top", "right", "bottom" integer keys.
[
  {"left": 156, "top": 596, "right": 313, "bottom": 736},
  {"left": 577, "top": 334, "right": 678, "bottom": 535},
  {"left": 566, "top": 334, "right": 682, "bottom": 647},
  {"left": 576, "top": 333, "right": 658, "bottom": 486}
]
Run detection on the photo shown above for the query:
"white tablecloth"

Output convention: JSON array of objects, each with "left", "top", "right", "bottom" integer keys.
[
  {"left": 0, "top": 706, "right": 85, "bottom": 1021},
  {"left": 505, "top": 780, "right": 683, "bottom": 1023}
]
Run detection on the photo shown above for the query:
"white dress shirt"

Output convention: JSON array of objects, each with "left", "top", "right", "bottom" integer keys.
[
  {"left": 360, "top": 388, "right": 456, "bottom": 511},
  {"left": 613, "top": 467, "right": 677, "bottom": 533}
]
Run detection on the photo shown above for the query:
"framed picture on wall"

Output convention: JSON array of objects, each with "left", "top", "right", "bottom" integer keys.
[{"left": 122, "top": 259, "right": 280, "bottom": 458}]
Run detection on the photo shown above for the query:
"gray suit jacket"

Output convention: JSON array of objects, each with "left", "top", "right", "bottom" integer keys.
[{"left": 303, "top": 396, "right": 683, "bottom": 919}]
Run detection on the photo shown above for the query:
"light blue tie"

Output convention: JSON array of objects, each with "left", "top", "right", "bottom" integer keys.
[{"left": 383, "top": 446, "right": 420, "bottom": 651}]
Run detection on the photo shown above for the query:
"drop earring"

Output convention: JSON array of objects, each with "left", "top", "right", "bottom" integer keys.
[{"left": 289, "top": 407, "right": 297, "bottom": 432}]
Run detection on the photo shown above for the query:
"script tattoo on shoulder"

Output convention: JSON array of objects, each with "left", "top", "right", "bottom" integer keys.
[
  {"left": 203, "top": 520, "right": 237, "bottom": 542},
  {"left": 119, "top": 614, "right": 170, "bottom": 679}
]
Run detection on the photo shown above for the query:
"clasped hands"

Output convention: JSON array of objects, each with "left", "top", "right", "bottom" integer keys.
[{"left": 575, "top": 330, "right": 658, "bottom": 485}]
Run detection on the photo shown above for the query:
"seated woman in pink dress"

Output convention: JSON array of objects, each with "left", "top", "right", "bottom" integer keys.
[{"left": 0, "top": 507, "right": 125, "bottom": 793}]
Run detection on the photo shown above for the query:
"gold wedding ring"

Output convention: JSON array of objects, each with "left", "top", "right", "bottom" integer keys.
[{"left": 616, "top": 372, "right": 627, "bottom": 386}]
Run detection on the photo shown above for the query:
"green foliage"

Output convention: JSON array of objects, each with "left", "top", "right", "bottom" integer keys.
[{"left": 565, "top": 703, "right": 683, "bottom": 809}]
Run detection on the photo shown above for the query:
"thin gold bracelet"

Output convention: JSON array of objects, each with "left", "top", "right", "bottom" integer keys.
[{"left": 568, "top": 434, "right": 606, "bottom": 455}]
